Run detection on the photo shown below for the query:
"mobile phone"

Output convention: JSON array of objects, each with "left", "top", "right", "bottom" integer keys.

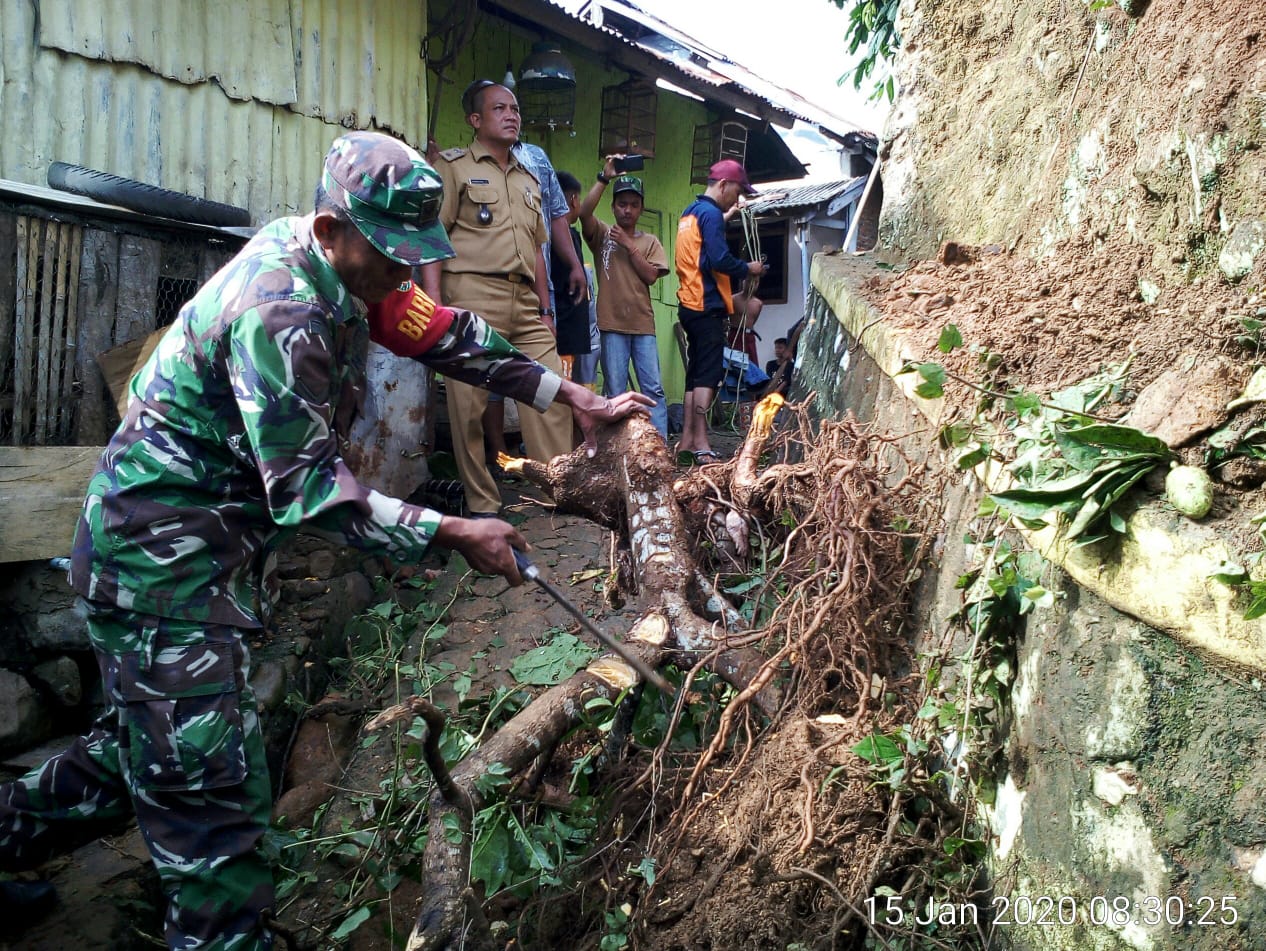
[{"left": 613, "top": 154, "right": 644, "bottom": 173}]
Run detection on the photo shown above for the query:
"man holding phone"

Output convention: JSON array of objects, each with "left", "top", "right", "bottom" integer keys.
[{"left": 578, "top": 154, "right": 670, "bottom": 437}]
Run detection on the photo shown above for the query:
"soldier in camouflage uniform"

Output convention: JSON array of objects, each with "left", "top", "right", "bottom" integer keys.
[{"left": 0, "top": 131, "right": 651, "bottom": 950}]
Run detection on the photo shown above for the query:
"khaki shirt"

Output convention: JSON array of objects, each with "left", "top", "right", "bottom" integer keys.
[{"left": 434, "top": 141, "right": 547, "bottom": 280}]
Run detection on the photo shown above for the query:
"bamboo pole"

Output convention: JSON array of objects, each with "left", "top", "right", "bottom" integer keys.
[
  {"left": 14, "top": 217, "right": 38, "bottom": 443},
  {"left": 842, "top": 156, "right": 882, "bottom": 254},
  {"left": 61, "top": 226, "right": 84, "bottom": 442},
  {"left": 36, "top": 220, "right": 58, "bottom": 443},
  {"left": 50, "top": 224, "right": 71, "bottom": 442}
]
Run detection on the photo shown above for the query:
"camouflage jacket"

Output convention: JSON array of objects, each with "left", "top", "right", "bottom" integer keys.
[{"left": 70, "top": 215, "right": 562, "bottom": 628}]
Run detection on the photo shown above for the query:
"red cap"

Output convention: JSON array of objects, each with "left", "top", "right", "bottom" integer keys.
[{"left": 707, "top": 158, "right": 756, "bottom": 196}]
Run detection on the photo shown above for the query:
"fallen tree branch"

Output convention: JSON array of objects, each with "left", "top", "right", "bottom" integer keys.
[{"left": 366, "top": 697, "right": 470, "bottom": 815}]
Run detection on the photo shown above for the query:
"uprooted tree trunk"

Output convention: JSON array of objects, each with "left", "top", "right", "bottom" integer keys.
[
  {"left": 396, "top": 394, "right": 934, "bottom": 951},
  {"left": 393, "top": 397, "right": 799, "bottom": 950}
]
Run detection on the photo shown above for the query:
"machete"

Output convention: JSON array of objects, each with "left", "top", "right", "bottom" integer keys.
[{"left": 513, "top": 549, "right": 673, "bottom": 694}]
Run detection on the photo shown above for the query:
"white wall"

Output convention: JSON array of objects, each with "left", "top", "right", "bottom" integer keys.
[{"left": 751, "top": 217, "right": 843, "bottom": 367}]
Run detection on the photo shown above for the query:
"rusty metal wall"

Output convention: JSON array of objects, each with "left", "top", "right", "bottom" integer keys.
[{"left": 0, "top": 0, "right": 429, "bottom": 223}]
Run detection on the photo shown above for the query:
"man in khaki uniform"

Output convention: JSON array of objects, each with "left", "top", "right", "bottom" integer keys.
[{"left": 421, "top": 80, "right": 573, "bottom": 516}]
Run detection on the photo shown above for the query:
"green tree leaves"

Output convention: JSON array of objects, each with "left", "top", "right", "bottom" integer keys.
[{"left": 832, "top": 0, "right": 902, "bottom": 99}]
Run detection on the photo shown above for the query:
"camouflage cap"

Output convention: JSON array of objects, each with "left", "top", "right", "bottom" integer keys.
[
  {"left": 611, "top": 175, "right": 644, "bottom": 197},
  {"left": 321, "top": 132, "right": 456, "bottom": 266}
]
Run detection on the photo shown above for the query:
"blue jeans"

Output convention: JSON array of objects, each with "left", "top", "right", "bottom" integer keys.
[{"left": 600, "top": 331, "right": 668, "bottom": 437}]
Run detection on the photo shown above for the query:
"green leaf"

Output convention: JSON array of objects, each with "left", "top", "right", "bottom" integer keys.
[
  {"left": 937, "top": 324, "right": 963, "bottom": 353},
  {"left": 331, "top": 906, "right": 372, "bottom": 941},
  {"left": 1020, "top": 584, "right": 1054, "bottom": 613},
  {"left": 914, "top": 363, "right": 946, "bottom": 399},
  {"left": 1208, "top": 425, "right": 1240, "bottom": 451},
  {"left": 474, "top": 761, "right": 513, "bottom": 796},
  {"left": 944, "top": 836, "right": 985, "bottom": 859},
  {"left": 1211, "top": 561, "right": 1248, "bottom": 585},
  {"left": 852, "top": 734, "right": 903, "bottom": 769},
  {"left": 1088, "top": 461, "right": 1156, "bottom": 526},
  {"left": 954, "top": 441, "right": 990, "bottom": 470},
  {"left": 510, "top": 632, "right": 599, "bottom": 686},
  {"left": 986, "top": 492, "right": 1062, "bottom": 522},
  {"left": 470, "top": 816, "right": 511, "bottom": 895},
  {"left": 1008, "top": 390, "right": 1042, "bottom": 418},
  {"left": 1064, "top": 494, "right": 1104, "bottom": 540},
  {"left": 1074, "top": 532, "right": 1112, "bottom": 547},
  {"left": 1108, "top": 508, "right": 1128, "bottom": 533},
  {"left": 1246, "top": 596, "right": 1266, "bottom": 620},
  {"left": 637, "top": 855, "right": 657, "bottom": 887},
  {"left": 1054, "top": 429, "right": 1105, "bottom": 471},
  {"left": 723, "top": 576, "right": 764, "bottom": 595},
  {"left": 1058, "top": 422, "right": 1169, "bottom": 458},
  {"left": 938, "top": 421, "right": 974, "bottom": 449},
  {"left": 453, "top": 671, "right": 473, "bottom": 701},
  {"left": 442, "top": 812, "right": 466, "bottom": 844},
  {"left": 999, "top": 467, "right": 1102, "bottom": 499}
]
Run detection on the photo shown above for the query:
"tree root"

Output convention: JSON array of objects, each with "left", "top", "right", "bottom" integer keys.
[{"left": 405, "top": 397, "right": 936, "bottom": 950}]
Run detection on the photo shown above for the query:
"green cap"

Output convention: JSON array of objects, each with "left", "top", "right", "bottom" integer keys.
[
  {"left": 321, "top": 132, "right": 456, "bottom": 266},
  {"left": 611, "top": 175, "right": 644, "bottom": 197}
]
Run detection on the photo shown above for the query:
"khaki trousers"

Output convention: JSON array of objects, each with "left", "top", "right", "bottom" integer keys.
[{"left": 442, "top": 271, "right": 573, "bottom": 514}]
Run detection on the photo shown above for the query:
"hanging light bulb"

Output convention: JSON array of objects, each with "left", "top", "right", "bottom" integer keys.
[{"left": 502, "top": 64, "right": 516, "bottom": 90}]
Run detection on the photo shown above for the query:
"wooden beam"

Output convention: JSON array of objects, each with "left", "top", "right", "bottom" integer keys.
[
  {"left": 48, "top": 224, "right": 71, "bottom": 443},
  {"left": 60, "top": 227, "right": 84, "bottom": 443},
  {"left": 0, "top": 212, "right": 16, "bottom": 397},
  {"left": 36, "top": 221, "right": 58, "bottom": 444},
  {"left": 14, "top": 216, "right": 39, "bottom": 444},
  {"left": 74, "top": 229, "right": 121, "bottom": 445},
  {"left": 114, "top": 234, "right": 161, "bottom": 347},
  {"left": 0, "top": 445, "right": 102, "bottom": 563}
]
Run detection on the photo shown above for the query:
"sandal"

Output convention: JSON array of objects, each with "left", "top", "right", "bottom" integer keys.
[{"left": 692, "top": 449, "right": 726, "bottom": 464}]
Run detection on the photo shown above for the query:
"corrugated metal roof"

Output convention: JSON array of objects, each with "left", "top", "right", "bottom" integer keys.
[
  {"left": 744, "top": 178, "right": 865, "bottom": 216},
  {"left": 492, "top": 0, "right": 861, "bottom": 137},
  {"left": 1, "top": 0, "right": 429, "bottom": 223},
  {"left": 570, "top": 0, "right": 870, "bottom": 139}
]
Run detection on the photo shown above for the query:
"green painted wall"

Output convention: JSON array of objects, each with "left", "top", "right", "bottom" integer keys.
[{"left": 427, "top": 9, "right": 720, "bottom": 405}]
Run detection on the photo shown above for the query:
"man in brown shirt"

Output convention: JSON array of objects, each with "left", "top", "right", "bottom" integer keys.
[
  {"left": 578, "top": 158, "right": 670, "bottom": 437},
  {"left": 422, "top": 80, "right": 574, "bottom": 516}
]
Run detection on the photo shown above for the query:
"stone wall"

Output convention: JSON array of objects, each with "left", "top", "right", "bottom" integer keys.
[
  {"left": 0, "top": 537, "right": 377, "bottom": 784},
  {"left": 799, "top": 259, "right": 1266, "bottom": 949}
]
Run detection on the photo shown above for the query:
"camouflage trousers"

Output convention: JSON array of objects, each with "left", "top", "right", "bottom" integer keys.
[{"left": 0, "top": 601, "right": 275, "bottom": 950}]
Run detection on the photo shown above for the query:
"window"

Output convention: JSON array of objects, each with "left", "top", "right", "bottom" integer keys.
[
  {"left": 690, "top": 119, "right": 748, "bottom": 184},
  {"left": 600, "top": 80, "right": 657, "bottom": 158}
]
